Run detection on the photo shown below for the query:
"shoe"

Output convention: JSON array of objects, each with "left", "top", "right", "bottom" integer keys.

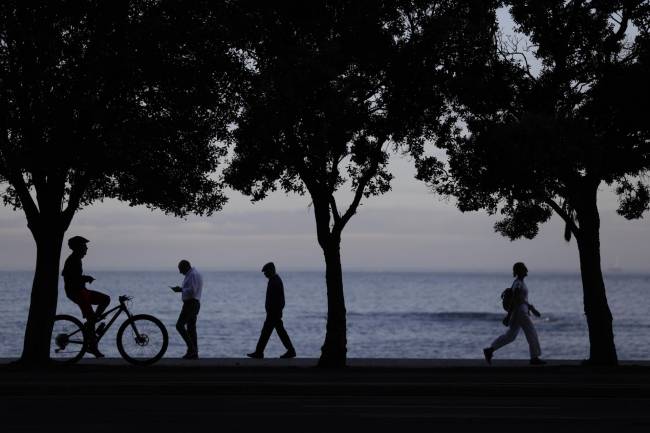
[
  {"left": 95, "top": 322, "right": 106, "bottom": 336},
  {"left": 279, "top": 349, "right": 296, "bottom": 359},
  {"left": 246, "top": 352, "right": 264, "bottom": 359},
  {"left": 530, "top": 357, "right": 546, "bottom": 365},
  {"left": 182, "top": 352, "right": 199, "bottom": 360},
  {"left": 86, "top": 347, "right": 105, "bottom": 358},
  {"left": 483, "top": 347, "right": 493, "bottom": 365}
]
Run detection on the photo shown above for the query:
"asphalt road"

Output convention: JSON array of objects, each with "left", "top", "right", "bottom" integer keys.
[{"left": 1, "top": 359, "right": 649, "bottom": 432}]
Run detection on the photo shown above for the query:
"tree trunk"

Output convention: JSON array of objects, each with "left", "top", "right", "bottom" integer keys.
[
  {"left": 20, "top": 224, "right": 65, "bottom": 365},
  {"left": 317, "top": 238, "right": 348, "bottom": 368},
  {"left": 576, "top": 191, "right": 618, "bottom": 366}
]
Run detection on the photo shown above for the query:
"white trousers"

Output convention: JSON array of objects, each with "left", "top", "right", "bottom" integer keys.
[{"left": 491, "top": 305, "right": 541, "bottom": 358}]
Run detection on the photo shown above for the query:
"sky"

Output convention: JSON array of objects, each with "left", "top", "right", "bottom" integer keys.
[
  {"left": 1, "top": 153, "right": 649, "bottom": 273},
  {"left": 1, "top": 8, "right": 648, "bottom": 274}
]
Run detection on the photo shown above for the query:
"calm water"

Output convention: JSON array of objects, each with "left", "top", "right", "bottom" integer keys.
[{"left": 0, "top": 271, "right": 649, "bottom": 359}]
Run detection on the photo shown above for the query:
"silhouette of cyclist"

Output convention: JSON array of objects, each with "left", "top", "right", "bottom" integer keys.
[{"left": 61, "top": 236, "right": 110, "bottom": 358}]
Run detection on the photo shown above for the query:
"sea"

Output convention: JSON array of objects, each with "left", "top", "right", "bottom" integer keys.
[{"left": 0, "top": 271, "right": 649, "bottom": 360}]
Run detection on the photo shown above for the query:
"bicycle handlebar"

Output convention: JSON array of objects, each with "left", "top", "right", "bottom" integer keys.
[{"left": 119, "top": 295, "right": 132, "bottom": 303}]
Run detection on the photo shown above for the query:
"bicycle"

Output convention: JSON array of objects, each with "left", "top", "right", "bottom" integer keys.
[{"left": 51, "top": 295, "right": 168, "bottom": 366}]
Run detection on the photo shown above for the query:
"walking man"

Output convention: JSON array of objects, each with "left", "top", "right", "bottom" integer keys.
[
  {"left": 171, "top": 260, "right": 202, "bottom": 360},
  {"left": 483, "top": 262, "right": 545, "bottom": 365},
  {"left": 247, "top": 262, "right": 296, "bottom": 359},
  {"left": 62, "top": 236, "right": 110, "bottom": 358}
]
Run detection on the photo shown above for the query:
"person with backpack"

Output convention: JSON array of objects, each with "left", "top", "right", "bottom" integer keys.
[{"left": 483, "top": 262, "right": 545, "bottom": 365}]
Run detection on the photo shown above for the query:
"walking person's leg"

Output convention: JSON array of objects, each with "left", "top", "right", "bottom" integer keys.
[
  {"left": 491, "top": 323, "right": 521, "bottom": 350},
  {"left": 519, "top": 313, "right": 544, "bottom": 364},
  {"left": 185, "top": 300, "right": 200, "bottom": 358},
  {"left": 176, "top": 301, "right": 193, "bottom": 356},
  {"left": 274, "top": 319, "right": 296, "bottom": 358},
  {"left": 483, "top": 312, "right": 521, "bottom": 364},
  {"left": 248, "top": 316, "right": 275, "bottom": 358}
]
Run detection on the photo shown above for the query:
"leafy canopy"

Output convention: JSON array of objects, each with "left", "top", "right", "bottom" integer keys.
[
  {"left": 0, "top": 0, "right": 243, "bottom": 228},
  {"left": 226, "top": 0, "right": 497, "bottom": 237},
  {"left": 418, "top": 0, "right": 650, "bottom": 240}
]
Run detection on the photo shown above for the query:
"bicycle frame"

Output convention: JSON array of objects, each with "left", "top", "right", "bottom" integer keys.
[
  {"left": 94, "top": 297, "right": 136, "bottom": 342},
  {"left": 53, "top": 294, "right": 167, "bottom": 365}
]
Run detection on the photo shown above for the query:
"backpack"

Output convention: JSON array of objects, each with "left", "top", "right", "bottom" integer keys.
[{"left": 501, "top": 286, "right": 515, "bottom": 312}]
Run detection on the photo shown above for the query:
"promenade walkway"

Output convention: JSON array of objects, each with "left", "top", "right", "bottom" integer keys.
[
  {"left": 10, "top": 356, "right": 648, "bottom": 367},
  {"left": 1, "top": 358, "right": 649, "bottom": 432}
]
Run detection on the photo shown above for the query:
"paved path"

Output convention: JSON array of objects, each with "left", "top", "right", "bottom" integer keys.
[
  {"left": 2, "top": 357, "right": 649, "bottom": 367},
  {"left": 1, "top": 358, "right": 649, "bottom": 432}
]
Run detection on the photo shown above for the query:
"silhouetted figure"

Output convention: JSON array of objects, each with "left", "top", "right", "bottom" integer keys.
[
  {"left": 62, "top": 236, "right": 110, "bottom": 358},
  {"left": 247, "top": 262, "right": 296, "bottom": 359},
  {"left": 171, "top": 260, "right": 202, "bottom": 360},
  {"left": 483, "top": 262, "right": 545, "bottom": 366}
]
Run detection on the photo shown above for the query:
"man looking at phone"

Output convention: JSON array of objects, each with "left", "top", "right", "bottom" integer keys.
[{"left": 170, "top": 260, "right": 203, "bottom": 360}]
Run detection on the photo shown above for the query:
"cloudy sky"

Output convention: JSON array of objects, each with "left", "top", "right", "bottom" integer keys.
[
  {"left": 1, "top": 153, "right": 648, "bottom": 273},
  {"left": 1, "top": 9, "right": 648, "bottom": 274}
]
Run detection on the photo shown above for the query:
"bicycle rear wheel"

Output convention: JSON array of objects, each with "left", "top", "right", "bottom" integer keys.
[
  {"left": 117, "top": 314, "right": 168, "bottom": 366},
  {"left": 50, "top": 314, "right": 87, "bottom": 364}
]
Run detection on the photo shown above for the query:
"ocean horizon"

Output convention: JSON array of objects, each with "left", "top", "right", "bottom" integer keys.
[{"left": 1, "top": 270, "right": 649, "bottom": 360}]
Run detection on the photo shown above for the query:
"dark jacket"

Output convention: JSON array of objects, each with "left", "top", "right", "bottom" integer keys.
[
  {"left": 265, "top": 274, "right": 285, "bottom": 315},
  {"left": 61, "top": 253, "right": 92, "bottom": 298}
]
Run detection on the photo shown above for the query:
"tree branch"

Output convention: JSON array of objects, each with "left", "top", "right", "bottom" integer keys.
[
  {"left": 612, "top": 4, "right": 631, "bottom": 42},
  {"left": 327, "top": 147, "right": 344, "bottom": 192},
  {"left": 62, "top": 171, "right": 90, "bottom": 228},
  {"left": 337, "top": 164, "right": 376, "bottom": 233},
  {"left": 32, "top": 171, "right": 46, "bottom": 199},
  {"left": 544, "top": 196, "right": 580, "bottom": 237},
  {"left": 6, "top": 169, "right": 40, "bottom": 223},
  {"left": 497, "top": 33, "right": 537, "bottom": 81},
  {"left": 329, "top": 194, "right": 341, "bottom": 225},
  {"left": 333, "top": 136, "right": 387, "bottom": 234},
  {"left": 0, "top": 95, "right": 39, "bottom": 222}
]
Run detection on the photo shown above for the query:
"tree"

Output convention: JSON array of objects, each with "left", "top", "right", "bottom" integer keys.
[
  {"left": 0, "top": 0, "right": 241, "bottom": 364},
  {"left": 225, "top": 0, "right": 497, "bottom": 366},
  {"left": 417, "top": 0, "right": 650, "bottom": 365}
]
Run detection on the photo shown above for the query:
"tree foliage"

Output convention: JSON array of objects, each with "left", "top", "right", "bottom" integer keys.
[
  {"left": 0, "top": 0, "right": 244, "bottom": 362},
  {"left": 419, "top": 0, "right": 650, "bottom": 240},
  {"left": 416, "top": 0, "right": 650, "bottom": 364},
  {"left": 0, "top": 0, "right": 243, "bottom": 227},
  {"left": 226, "top": 0, "right": 496, "bottom": 232},
  {"left": 225, "top": 0, "right": 498, "bottom": 365}
]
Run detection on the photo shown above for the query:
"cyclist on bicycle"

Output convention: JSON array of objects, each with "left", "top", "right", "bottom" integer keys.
[{"left": 62, "top": 236, "right": 110, "bottom": 358}]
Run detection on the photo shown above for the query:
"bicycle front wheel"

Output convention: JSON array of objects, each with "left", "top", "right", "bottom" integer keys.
[
  {"left": 50, "top": 314, "right": 87, "bottom": 364},
  {"left": 117, "top": 314, "right": 168, "bottom": 366}
]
